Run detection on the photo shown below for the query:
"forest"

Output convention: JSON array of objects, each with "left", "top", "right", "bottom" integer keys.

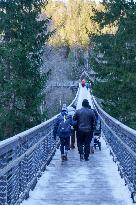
[{"left": 0, "top": 0, "right": 136, "bottom": 140}]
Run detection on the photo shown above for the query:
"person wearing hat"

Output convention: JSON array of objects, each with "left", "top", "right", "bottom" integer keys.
[
  {"left": 53, "top": 104, "right": 76, "bottom": 161},
  {"left": 74, "top": 99, "right": 96, "bottom": 161},
  {"left": 81, "top": 79, "right": 85, "bottom": 87},
  {"left": 67, "top": 105, "right": 76, "bottom": 149}
]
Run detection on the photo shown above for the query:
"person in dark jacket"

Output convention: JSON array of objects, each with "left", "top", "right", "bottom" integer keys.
[
  {"left": 67, "top": 105, "right": 76, "bottom": 149},
  {"left": 53, "top": 104, "right": 76, "bottom": 161},
  {"left": 85, "top": 80, "right": 89, "bottom": 90},
  {"left": 74, "top": 99, "right": 96, "bottom": 161}
]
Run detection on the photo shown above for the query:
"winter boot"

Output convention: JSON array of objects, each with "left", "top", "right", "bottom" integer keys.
[
  {"left": 61, "top": 154, "right": 65, "bottom": 161},
  {"left": 84, "top": 154, "right": 89, "bottom": 161},
  {"left": 64, "top": 151, "right": 68, "bottom": 161},
  {"left": 90, "top": 146, "right": 94, "bottom": 154},
  {"left": 80, "top": 154, "right": 84, "bottom": 160}
]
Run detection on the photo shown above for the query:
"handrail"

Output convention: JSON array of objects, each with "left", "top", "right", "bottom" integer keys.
[
  {"left": 92, "top": 96, "right": 136, "bottom": 137},
  {"left": 0, "top": 116, "right": 57, "bottom": 149},
  {"left": 0, "top": 86, "right": 80, "bottom": 149},
  {"left": 46, "top": 81, "right": 79, "bottom": 88},
  {"left": 0, "top": 85, "right": 79, "bottom": 205},
  {"left": 92, "top": 95, "right": 136, "bottom": 202}
]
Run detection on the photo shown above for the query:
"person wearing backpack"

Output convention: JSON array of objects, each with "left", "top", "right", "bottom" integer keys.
[
  {"left": 53, "top": 104, "right": 76, "bottom": 161},
  {"left": 67, "top": 105, "right": 76, "bottom": 149}
]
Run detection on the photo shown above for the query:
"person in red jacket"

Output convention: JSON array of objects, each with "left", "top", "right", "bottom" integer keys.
[{"left": 81, "top": 79, "right": 85, "bottom": 87}]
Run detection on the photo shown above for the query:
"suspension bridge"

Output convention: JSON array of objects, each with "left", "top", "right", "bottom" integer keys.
[{"left": 0, "top": 85, "right": 135, "bottom": 205}]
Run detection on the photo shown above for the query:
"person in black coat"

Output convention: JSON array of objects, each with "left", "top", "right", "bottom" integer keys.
[{"left": 74, "top": 99, "right": 96, "bottom": 161}]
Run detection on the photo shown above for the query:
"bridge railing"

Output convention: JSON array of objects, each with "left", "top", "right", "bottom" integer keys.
[
  {"left": 0, "top": 86, "right": 79, "bottom": 205},
  {"left": 92, "top": 96, "right": 136, "bottom": 202},
  {"left": 46, "top": 80, "right": 79, "bottom": 88}
]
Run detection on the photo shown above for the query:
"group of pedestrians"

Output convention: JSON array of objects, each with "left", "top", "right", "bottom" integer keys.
[
  {"left": 53, "top": 98, "right": 98, "bottom": 162},
  {"left": 81, "top": 79, "right": 91, "bottom": 90}
]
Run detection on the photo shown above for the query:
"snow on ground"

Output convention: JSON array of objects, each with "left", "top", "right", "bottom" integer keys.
[
  {"left": 76, "top": 86, "right": 92, "bottom": 109},
  {"left": 21, "top": 140, "right": 133, "bottom": 205},
  {"left": 100, "top": 137, "right": 133, "bottom": 204},
  {"left": 21, "top": 86, "right": 133, "bottom": 205}
]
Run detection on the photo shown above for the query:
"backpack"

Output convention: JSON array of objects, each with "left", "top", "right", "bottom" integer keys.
[{"left": 58, "top": 114, "right": 71, "bottom": 135}]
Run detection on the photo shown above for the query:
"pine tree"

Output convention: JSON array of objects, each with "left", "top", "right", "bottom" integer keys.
[
  {"left": 0, "top": 0, "right": 49, "bottom": 140},
  {"left": 91, "top": 0, "right": 136, "bottom": 129},
  {"left": 44, "top": 0, "right": 100, "bottom": 79},
  {"left": 45, "top": 0, "right": 99, "bottom": 48}
]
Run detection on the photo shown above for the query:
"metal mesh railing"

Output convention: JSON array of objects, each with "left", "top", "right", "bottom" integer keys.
[
  {"left": 92, "top": 96, "right": 136, "bottom": 202},
  {"left": 0, "top": 86, "right": 79, "bottom": 205}
]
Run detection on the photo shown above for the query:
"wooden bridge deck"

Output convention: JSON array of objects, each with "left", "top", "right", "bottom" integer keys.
[{"left": 22, "top": 138, "right": 133, "bottom": 205}]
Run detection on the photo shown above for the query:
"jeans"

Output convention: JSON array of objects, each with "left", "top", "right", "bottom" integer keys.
[
  {"left": 60, "top": 137, "right": 70, "bottom": 155},
  {"left": 71, "top": 129, "right": 76, "bottom": 148},
  {"left": 77, "top": 131, "right": 93, "bottom": 158}
]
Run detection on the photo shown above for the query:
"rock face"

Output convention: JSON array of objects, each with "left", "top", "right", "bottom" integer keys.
[
  {"left": 45, "top": 86, "right": 76, "bottom": 118},
  {"left": 41, "top": 46, "right": 77, "bottom": 118}
]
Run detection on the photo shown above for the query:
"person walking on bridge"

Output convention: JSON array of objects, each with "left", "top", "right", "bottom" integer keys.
[
  {"left": 81, "top": 79, "right": 85, "bottom": 87},
  {"left": 88, "top": 105, "right": 98, "bottom": 154},
  {"left": 53, "top": 104, "right": 76, "bottom": 161},
  {"left": 67, "top": 105, "right": 76, "bottom": 149},
  {"left": 74, "top": 99, "right": 96, "bottom": 161}
]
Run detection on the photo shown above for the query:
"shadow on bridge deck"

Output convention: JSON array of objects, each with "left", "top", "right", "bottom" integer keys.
[{"left": 22, "top": 138, "right": 133, "bottom": 205}]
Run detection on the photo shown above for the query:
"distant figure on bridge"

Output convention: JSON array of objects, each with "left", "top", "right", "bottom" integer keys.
[
  {"left": 81, "top": 79, "right": 85, "bottom": 87},
  {"left": 89, "top": 80, "right": 92, "bottom": 90},
  {"left": 89, "top": 80, "right": 91, "bottom": 87},
  {"left": 74, "top": 99, "right": 96, "bottom": 161},
  {"left": 53, "top": 104, "right": 76, "bottom": 161},
  {"left": 67, "top": 105, "right": 76, "bottom": 149},
  {"left": 85, "top": 80, "right": 89, "bottom": 90}
]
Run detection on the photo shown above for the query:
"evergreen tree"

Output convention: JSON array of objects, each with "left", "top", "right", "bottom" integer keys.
[
  {"left": 44, "top": 0, "right": 100, "bottom": 79},
  {"left": 45, "top": 0, "right": 99, "bottom": 48},
  {"left": 91, "top": 0, "right": 136, "bottom": 129},
  {"left": 0, "top": 0, "right": 49, "bottom": 140}
]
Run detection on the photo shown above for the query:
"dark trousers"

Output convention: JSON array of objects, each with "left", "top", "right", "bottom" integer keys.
[
  {"left": 77, "top": 131, "right": 93, "bottom": 158},
  {"left": 71, "top": 129, "right": 76, "bottom": 148},
  {"left": 60, "top": 137, "right": 70, "bottom": 155}
]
